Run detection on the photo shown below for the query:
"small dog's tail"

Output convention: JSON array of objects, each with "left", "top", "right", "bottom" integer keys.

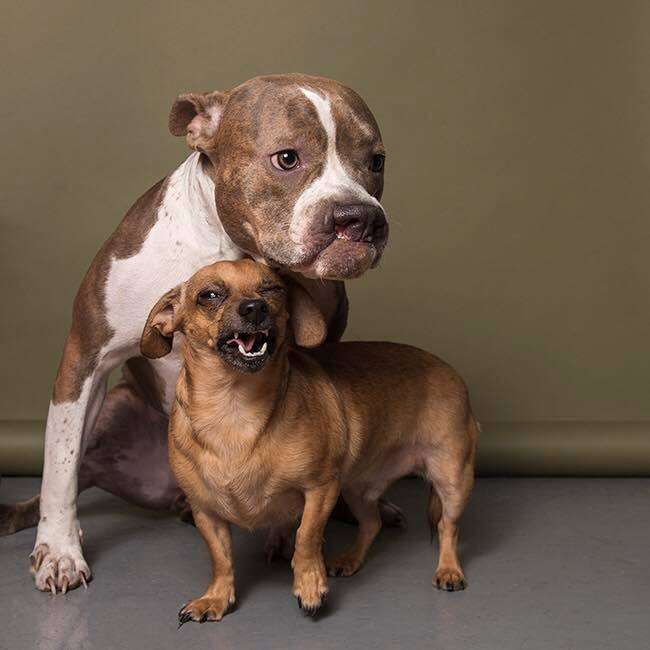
[
  {"left": 427, "top": 486, "right": 442, "bottom": 544},
  {"left": 0, "top": 493, "right": 40, "bottom": 537}
]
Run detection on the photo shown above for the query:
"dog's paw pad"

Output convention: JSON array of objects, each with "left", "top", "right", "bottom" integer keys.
[{"left": 434, "top": 568, "right": 466, "bottom": 592}]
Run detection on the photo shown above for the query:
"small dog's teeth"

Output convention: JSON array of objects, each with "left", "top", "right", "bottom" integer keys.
[{"left": 238, "top": 344, "right": 246, "bottom": 355}]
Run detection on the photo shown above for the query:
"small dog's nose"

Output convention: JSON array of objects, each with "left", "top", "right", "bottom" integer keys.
[
  {"left": 238, "top": 299, "right": 269, "bottom": 326},
  {"left": 332, "top": 204, "right": 387, "bottom": 244}
]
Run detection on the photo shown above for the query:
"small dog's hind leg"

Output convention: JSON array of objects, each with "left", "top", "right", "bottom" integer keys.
[
  {"left": 327, "top": 489, "right": 382, "bottom": 577},
  {"left": 331, "top": 495, "right": 406, "bottom": 528},
  {"left": 427, "top": 427, "right": 476, "bottom": 591}
]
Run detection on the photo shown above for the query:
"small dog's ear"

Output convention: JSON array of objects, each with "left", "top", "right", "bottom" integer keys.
[
  {"left": 140, "top": 285, "right": 185, "bottom": 359},
  {"left": 169, "top": 91, "right": 227, "bottom": 152},
  {"left": 286, "top": 277, "right": 327, "bottom": 348}
]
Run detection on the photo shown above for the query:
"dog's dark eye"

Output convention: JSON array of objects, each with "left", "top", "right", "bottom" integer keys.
[
  {"left": 197, "top": 289, "right": 224, "bottom": 307},
  {"left": 370, "top": 154, "right": 385, "bottom": 173},
  {"left": 271, "top": 149, "right": 300, "bottom": 171}
]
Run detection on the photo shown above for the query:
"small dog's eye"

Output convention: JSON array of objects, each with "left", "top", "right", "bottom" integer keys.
[
  {"left": 370, "top": 154, "right": 385, "bottom": 173},
  {"left": 197, "top": 289, "right": 223, "bottom": 306},
  {"left": 258, "top": 284, "right": 286, "bottom": 295},
  {"left": 271, "top": 150, "right": 300, "bottom": 171}
]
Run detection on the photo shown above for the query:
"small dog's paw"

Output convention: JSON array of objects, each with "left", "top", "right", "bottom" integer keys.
[
  {"left": 293, "top": 563, "right": 328, "bottom": 616},
  {"left": 30, "top": 543, "right": 91, "bottom": 594},
  {"left": 434, "top": 567, "right": 466, "bottom": 592},
  {"left": 178, "top": 588, "right": 236, "bottom": 627},
  {"left": 326, "top": 551, "right": 363, "bottom": 577}
]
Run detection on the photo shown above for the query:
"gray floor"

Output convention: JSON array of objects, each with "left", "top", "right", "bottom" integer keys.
[{"left": 1, "top": 478, "right": 649, "bottom": 650}]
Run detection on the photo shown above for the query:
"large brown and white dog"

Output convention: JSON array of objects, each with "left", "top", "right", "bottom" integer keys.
[{"left": 0, "top": 74, "right": 398, "bottom": 593}]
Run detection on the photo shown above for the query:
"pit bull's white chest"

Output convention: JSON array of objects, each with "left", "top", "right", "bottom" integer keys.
[{"left": 102, "top": 153, "right": 243, "bottom": 410}]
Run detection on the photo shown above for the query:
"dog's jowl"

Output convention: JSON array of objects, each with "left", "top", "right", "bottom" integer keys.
[
  {"left": 140, "top": 260, "right": 478, "bottom": 623},
  {"left": 0, "top": 74, "right": 396, "bottom": 594}
]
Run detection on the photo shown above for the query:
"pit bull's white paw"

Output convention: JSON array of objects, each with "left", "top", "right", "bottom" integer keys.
[{"left": 30, "top": 542, "right": 91, "bottom": 594}]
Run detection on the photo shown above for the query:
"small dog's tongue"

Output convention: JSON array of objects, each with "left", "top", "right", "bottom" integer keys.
[{"left": 228, "top": 333, "right": 256, "bottom": 352}]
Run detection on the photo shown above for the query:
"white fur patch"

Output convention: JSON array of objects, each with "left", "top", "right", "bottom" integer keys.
[
  {"left": 289, "top": 88, "right": 383, "bottom": 245},
  {"left": 102, "top": 152, "right": 243, "bottom": 409}
]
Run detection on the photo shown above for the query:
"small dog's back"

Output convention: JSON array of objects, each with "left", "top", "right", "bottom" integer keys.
[{"left": 309, "top": 341, "right": 476, "bottom": 469}]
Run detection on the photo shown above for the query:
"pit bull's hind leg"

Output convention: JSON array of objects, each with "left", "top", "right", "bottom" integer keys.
[
  {"left": 80, "top": 379, "right": 181, "bottom": 513},
  {"left": 0, "top": 494, "right": 40, "bottom": 537},
  {"left": 1, "top": 473, "right": 94, "bottom": 538},
  {"left": 1, "top": 376, "right": 181, "bottom": 538}
]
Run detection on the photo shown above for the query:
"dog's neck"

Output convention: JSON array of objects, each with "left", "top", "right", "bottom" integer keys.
[{"left": 181, "top": 343, "right": 290, "bottom": 446}]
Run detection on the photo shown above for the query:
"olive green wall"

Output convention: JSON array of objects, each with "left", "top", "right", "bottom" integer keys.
[{"left": 1, "top": 1, "right": 649, "bottom": 470}]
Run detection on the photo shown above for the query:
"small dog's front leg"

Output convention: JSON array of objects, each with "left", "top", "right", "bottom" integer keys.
[
  {"left": 292, "top": 481, "right": 340, "bottom": 616},
  {"left": 178, "top": 509, "right": 235, "bottom": 626}
]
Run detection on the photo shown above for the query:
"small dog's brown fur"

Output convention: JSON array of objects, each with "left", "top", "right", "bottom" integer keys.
[{"left": 141, "top": 259, "right": 478, "bottom": 623}]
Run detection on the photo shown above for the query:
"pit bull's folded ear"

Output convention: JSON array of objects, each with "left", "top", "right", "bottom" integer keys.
[
  {"left": 169, "top": 91, "right": 227, "bottom": 151},
  {"left": 140, "top": 285, "right": 185, "bottom": 359},
  {"left": 286, "top": 277, "right": 327, "bottom": 348}
]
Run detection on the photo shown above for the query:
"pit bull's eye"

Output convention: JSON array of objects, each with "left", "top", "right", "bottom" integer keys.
[
  {"left": 271, "top": 149, "right": 300, "bottom": 171},
  {"left": 197, "top": 289, "right": 224, "bottom": 307},
  {"left": 371, "top": 154, "right": 385, "bottom": 173}
]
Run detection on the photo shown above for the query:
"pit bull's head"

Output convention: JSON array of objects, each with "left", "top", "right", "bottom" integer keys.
[{"left": 169, "top": 74, "right": 388, "bottom": 280}]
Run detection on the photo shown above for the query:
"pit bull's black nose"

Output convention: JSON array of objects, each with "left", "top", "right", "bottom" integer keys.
[
  {"left": 238, "top": 299, "right": 269, "bottom": 326},
  {"left": 332, "top": 204, "right": 387, "bottom": 244}
]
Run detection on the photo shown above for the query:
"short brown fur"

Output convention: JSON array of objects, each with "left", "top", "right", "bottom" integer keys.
[{"left": 142, "top": 259, "right": 478, "bottom": 622}]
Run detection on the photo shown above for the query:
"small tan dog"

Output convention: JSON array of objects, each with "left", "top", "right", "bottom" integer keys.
[{"left": 141, "top": 259, "right": 478, "bottom": 624}]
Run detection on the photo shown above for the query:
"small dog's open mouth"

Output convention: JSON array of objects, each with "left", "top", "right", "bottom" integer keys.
[
  {"left": 217, "top": 328, "right": 276, "bottom": 371},
  {"left": 225, "top": 330, "right": 270, "bottom": 358}
]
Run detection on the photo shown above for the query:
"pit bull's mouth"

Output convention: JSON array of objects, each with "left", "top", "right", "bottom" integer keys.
[
  {"left": 217, "top": 328, "right": 276, "bottom": 372},
  {"left": 296, "top": 238, "right": 383, "bottom": 280}
]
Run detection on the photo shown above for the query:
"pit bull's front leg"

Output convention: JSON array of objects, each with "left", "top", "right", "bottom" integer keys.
[
  {"left": 292, "top": 481, "right": 340, "bottom": 615},
  {"left": 31, "top": 326, "right": 125, "bottom": 593}
]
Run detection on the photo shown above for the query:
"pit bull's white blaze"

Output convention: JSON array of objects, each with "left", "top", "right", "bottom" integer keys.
[
  {"left": 33, "top": 153, "right": 242, "bottom": 589},
  {"left": 290, "top": 88, "right": 383, "bottom": 248}
]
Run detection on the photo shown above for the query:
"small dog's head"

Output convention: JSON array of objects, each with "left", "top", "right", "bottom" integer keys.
[
  {"left": 168, "top": 74, "right": 388, "bottom": 280},
  {"left": 140, "top": 259, "right": 325, "bottom": 372}
]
